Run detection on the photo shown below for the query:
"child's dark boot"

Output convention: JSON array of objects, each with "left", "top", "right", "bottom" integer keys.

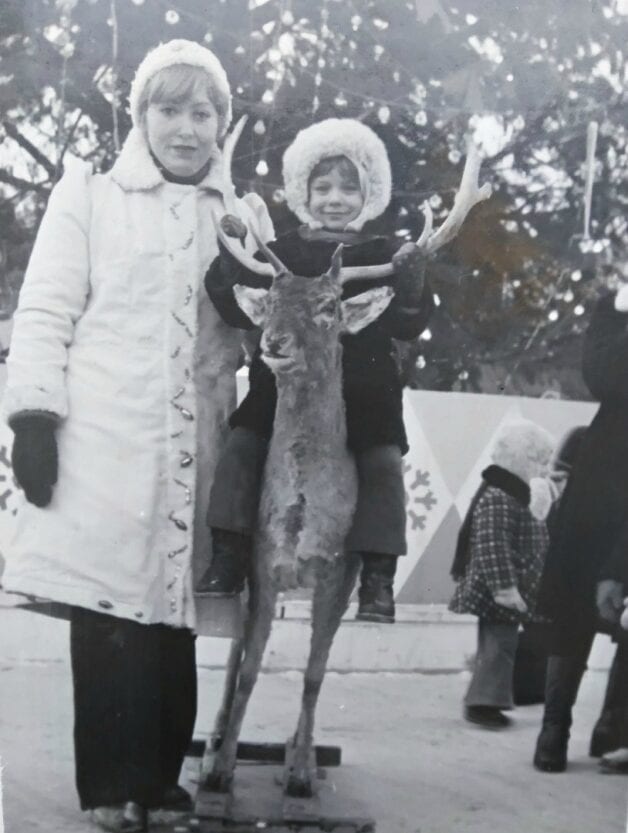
[
  {"left": 355, "top": 553, "right": 397, "bottom": 623},
  {"left": 195, "top": 528, "right": 252, "bottom": 596}
]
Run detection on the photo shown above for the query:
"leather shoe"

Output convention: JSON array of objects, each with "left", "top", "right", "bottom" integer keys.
[
  {"left": 91, "top": 802, "right": 147, "bottom": 832},
  {"left": 464, "top": 705, "right": 511, "bottom": 729},
  {"left": 599, "top": 749, "right": 628, "bottom": 774}
]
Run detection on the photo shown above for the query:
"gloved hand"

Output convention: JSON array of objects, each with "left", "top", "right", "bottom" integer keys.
[
  {"left": 493, "top": 585, "right": 528, "bottom": 614},
  {"left": 596, "top": 579, "right": 624, "bottom": 624},
  {"left": 11, "top": 414, "right": 58, "bottom": 508},
  {"left": 392, "top": 242, "right": 425, "bottom": 307}
]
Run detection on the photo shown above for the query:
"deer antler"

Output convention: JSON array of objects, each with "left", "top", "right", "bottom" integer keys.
[
  {"left": 336, "top": 137, "right": 491, "bottom": 285},
  {"left": 421, "top": 137, "right": 492, "bottom": 256},
  {"left": 221, "top": 115, "right": 248, "bottom": 216}
]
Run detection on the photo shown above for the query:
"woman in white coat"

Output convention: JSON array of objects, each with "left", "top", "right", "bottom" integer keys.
[{"left": 2, "top": 40, "right": 272, "bottom": 831}]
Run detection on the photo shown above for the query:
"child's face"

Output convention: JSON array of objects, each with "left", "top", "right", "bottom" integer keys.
[
  {"left": 308, "top": 167, "right": 365, "bottom": 230},
  {"left": 145, "top": 94, "right": 218, "bottom": 177}
]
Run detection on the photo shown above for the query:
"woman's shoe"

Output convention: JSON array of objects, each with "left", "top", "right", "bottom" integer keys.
[
  {"left": 91, "top": 802, "right": 147, "bottom": 832},
  {"left": 464, "top": 705, "right": 511, "bottom": 729},
  {"left": 599, "top": 748, "right": 628, "bottom": 774}
]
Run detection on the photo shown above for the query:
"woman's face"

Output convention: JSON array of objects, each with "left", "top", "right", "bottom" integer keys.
[{"left": 145, "top": 94, "right": 218, "bottom": 177}]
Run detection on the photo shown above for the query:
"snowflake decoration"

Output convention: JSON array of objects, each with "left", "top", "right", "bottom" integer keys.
[{"left": 404, "top": 463, "right": 437, "bottom": 531}]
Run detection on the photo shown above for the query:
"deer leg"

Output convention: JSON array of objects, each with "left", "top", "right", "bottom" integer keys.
[
  {"left": 214, "top": 637, "right": 245, "bottom": 736},
  {"left": 201, "top": 570, "right": 277, "bottom": 794},
  {"left": 201, "top": 636, "right": 245, "bottom": 780},
  {"left": 286, "top": 552, "right": 361, "bottom": 797}
]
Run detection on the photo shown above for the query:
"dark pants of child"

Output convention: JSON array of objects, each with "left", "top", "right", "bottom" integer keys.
[
  {"left": 203, "top": 426, "right": 407, "bottom": 621},
  {"left": 70, "top": 606, "right": 197, "bottom": 811},
  {"left": 465, "top": 619, "right": 519, "bottom": 712}
]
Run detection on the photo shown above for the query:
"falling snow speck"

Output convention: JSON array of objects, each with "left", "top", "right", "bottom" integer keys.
[
  {"left": 548, "top": 310, "right": 559, "bottom": 322},
  {"left": 165, "top": 10, "right": 180, "bottom": 24},
  {"left": 256, "top": 160, "right": 269, "bottom": 176},
  {"left": 574, "top": 305, "right": 585, "bottom": 316}
]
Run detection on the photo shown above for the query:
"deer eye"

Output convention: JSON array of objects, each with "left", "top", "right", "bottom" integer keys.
[{"left": 318, "top": 301, "right": 336, "bottom": 317}]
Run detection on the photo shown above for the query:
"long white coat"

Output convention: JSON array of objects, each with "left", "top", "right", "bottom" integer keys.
[{"left": 1, "top": 128, "right": 273, "bottom": 629}]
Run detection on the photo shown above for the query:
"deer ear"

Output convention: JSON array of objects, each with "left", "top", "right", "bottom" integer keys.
[
  {"left": 341, "top": 287, "right": 394, "bottom": 334},
  {"left": 233, "top": 285, "right": 269, "bottom": 327}
]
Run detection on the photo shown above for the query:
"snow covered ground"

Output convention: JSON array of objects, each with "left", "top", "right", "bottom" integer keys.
[{"left": 0, "top": 624, "right": 625, "bottom": 833}]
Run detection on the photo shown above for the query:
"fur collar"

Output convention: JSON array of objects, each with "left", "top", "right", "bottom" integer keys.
[{"left": 110, "top": 127, "right": 225, "bottom": 193}]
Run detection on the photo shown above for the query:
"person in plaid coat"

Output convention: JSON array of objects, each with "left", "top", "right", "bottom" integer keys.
[{"left": 449, "top": 420, "right": 556, "bottom": 729}]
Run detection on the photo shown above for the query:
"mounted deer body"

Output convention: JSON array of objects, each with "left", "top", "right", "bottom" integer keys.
[
  {"left": 201, "top": 118, "right": 491, "bottom": 799},
  {"left": 202, "top": 241, "right": 393, "bottom": 797},
  {"left": 234, "top": 258, "right": 393, "bottom": 588}
]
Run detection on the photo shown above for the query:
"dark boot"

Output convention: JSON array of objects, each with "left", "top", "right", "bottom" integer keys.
[
  {"left": 195, "top": 528, "right": 252, "bottom": 597},
  {"left": 355, "top": 554, "right": 397, "bottom": 624},
  {"left": 533, "top": 655, "right": 587, "bottom": 773},
  {"left": 590, "top": 647, "right": 628, "bottom": 757}
]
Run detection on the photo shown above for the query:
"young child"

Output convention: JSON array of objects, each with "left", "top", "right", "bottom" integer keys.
[
  {"left": 449, "top": 420, "right": 555, "bottom": 728},
  {"left": 196, "top": 118, "right": 434, "bottom": 623}
]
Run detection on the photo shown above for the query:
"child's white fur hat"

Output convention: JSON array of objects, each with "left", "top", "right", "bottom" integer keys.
[
  {"left": 129, "top": 39, "right": 232, "bottom": 136},
  {"left": 491, "top": 420, "right": 556, "bottom": 483},
  {"left": 282, "top": 118, "right": 392, "bottom": 232},
  {"left": 491, "top": 420, "right": 557, "bottom": 520}
]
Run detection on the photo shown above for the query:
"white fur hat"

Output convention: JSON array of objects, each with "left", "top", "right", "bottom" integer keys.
[
  {"left": 491, "top": 420, "right": 556, "bottom": 485},
  {"left": 282, "top": 118, "right": 392, "bottom": 232},
  {"left": 128, "top": 39, "right": 232, "bottom": 136}
]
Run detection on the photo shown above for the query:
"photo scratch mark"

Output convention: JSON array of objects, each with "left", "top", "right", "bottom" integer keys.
[{"left": 0, "top": 756, "right": 4, "bottom": 833}]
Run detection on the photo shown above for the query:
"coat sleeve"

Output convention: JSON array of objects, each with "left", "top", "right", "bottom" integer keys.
[
  {"left": 3, "top": 162, "right": 92, "bottom": 422},
  {"left": 205, "top": 191, "right": 274, "bottom": 330},
  {"left": 599, "top": 520, "right": 628, "bottom": 586},
  {"left": 471, "top": 490, "right": 519, "bottom": 592},
  {"left": 582, "top": 293, "right": 628, "bottom": 402}
]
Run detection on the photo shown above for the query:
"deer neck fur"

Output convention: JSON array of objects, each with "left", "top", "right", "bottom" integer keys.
[{"left": 271, "top": 344, "right": 346, "bottom": 451}]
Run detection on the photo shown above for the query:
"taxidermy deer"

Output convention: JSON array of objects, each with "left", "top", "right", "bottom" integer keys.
[{"left": 200, "top": 119, "right": 491, "bottom": 798}]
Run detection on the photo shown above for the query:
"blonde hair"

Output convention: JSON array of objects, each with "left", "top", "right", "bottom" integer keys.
[{"left": 136, "top": 65, "right": 228, "bottom": 134}]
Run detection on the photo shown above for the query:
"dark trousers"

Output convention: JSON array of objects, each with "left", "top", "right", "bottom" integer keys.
[
  {"left": 208, "top": 426, "right": 407, "bottom": 555},
  {"left": 70, "top": 607, "right": 197, "bottom": 810}
]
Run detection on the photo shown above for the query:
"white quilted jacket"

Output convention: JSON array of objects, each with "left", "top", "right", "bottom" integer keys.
[{"left": 1, "top": 127, "right": 273, "bottom": 629}]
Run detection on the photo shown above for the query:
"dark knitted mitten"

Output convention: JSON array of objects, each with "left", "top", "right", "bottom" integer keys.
[
  {"left": 392, "top": 244, "right": 426, "bottom": 307},
  {"left": 11, "top": 413, "right": 58, "bottom": 507}
]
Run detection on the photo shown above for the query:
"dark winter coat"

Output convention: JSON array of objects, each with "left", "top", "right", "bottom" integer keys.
[
  {"left": 449, "top": 466, "right": 549, "bottom": 624},
  {"left": 536, "top": 292, "right": 628, "bottom": 645},
  {"left": 206, "top": 226, "right": 434, "bottom": 455}
]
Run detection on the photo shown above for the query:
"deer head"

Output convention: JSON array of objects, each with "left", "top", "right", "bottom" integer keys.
[{"left": 223, "top": 239, "right": 394, "bottom": 377}]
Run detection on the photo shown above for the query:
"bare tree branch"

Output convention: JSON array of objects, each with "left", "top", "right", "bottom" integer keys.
[
  {"left": 2, "top": 122, "right": 56, "bottom": 178},
  {"left": 0, "top": 170, "right": 48, "bottom": 192}
]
